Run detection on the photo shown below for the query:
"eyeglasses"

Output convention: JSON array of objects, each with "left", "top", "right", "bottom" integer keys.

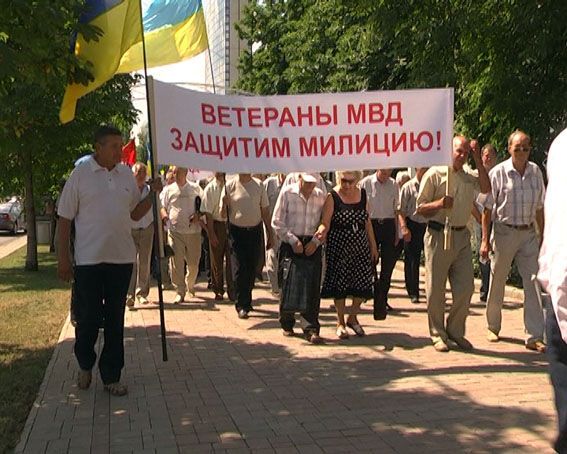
[
  {"left": 341, "top": 178, "right": 356, "bottom": 185},
  {"left": 512, "top": 146, "right": 531, "bottom": 152}
]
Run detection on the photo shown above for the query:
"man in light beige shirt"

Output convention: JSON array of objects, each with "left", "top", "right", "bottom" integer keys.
[
  {"left": 126, "top": 162, "right": 155, "bottom": 309},
  {"left": 221, "top": 174, "right": 273, "bottom": 319},
  {"left": 417, "top": 136, "right": 491, "bottom": 352},
  {"left": 202, "top": 172, "right": 235, "bottom": 301},
  {"left": 160, "top": 167, "right": 204, "bottom": 304}
]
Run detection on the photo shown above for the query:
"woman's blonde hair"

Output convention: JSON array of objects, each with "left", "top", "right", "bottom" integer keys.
[{"left": 335, "top": 170, "right": 363, "bottom": 183}]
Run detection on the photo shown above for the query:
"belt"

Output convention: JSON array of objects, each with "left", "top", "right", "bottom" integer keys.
[
  {"left": 132, "top": 224, "right": 153, "bottom": 231},
  {"left": 230, "top": 223, "right": 261, "bottom": 231},
  {"left": 427, "top": 221, "right": 466, "bottom": 232},
  {"left": 503, "top": 223, "right": 533, "bottom": 231},
  {"left": 213, "top": 220, "right": 227, "bottom": 224}
]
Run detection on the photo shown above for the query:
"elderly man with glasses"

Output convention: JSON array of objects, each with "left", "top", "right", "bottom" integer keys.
[{"left": 480, "top": 130, "right": 546, "bottom": 352}]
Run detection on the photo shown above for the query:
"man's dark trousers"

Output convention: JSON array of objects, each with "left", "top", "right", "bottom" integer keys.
[
  {"left": 229, "top": 223, "right": 262, "bottom": 312},
  {"left": 278, "top": 240, "right": 322, "bottom": 335},
  {"left": 547, "top": 302, "right": 567, "bottom": 453},
  {"left": 404, "top": 218, "right": 426, "bottom": 299},
  {"left": 372, "top": 218, "right": 400, "bottom": 307},
  {"left": 73, "top": 263, "right": 132, "bottom": 385}
]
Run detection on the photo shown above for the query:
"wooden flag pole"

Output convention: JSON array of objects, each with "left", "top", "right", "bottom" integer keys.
[
  {"left": 444, "top": 165, "right": 452, "bottom": 251},
  {"left": 138, "top": 0, "right": 167, "bottom": 361}
]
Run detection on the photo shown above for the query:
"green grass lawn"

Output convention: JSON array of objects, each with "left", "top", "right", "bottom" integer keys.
[{"left": 0, "top": 245, "right": 70, "bottom": 453}]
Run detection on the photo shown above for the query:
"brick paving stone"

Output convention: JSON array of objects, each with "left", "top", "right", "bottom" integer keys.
[{"left": 14, "top": 264, "right": 559, "bottom": 453}]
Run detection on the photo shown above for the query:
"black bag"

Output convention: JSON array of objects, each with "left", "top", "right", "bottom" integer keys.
[
  {"left": 280, "top": 255, "right": 318, "bottom": 313},
  {"left": 373, "top": 268, "right": 388, "bottom": 320}
]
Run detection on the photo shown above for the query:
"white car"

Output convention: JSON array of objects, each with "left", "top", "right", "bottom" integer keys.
[{"left": 0, "top": 198, "right": 26, "bottom": 235}]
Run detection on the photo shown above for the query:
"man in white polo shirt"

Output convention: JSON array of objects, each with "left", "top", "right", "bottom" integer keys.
[{"left": 57, "top": 125, "right": 162, "bottom": 396}]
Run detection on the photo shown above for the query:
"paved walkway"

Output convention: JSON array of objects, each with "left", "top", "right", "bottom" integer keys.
[
  {"left": 0, "top": 234, "right": 26, "bottom": 260},
  {"left": 16, "top": 264, "right": 556, "bottom": 453}
]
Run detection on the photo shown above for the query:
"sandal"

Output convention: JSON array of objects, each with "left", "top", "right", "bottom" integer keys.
[
  {"left": 77, "top": 369, "right": 92, "bottom": 390},
  {"left": 346, "top": 320, "right": 366, "bottom": 337},
  {"left": 336, "top": 325, "right": 349, "bottom": 339},
  {"left": 104, "top": 382, "right": 128, "bottom": 396}
]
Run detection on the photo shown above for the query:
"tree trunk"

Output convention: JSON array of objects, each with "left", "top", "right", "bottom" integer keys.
[{"left": 22, "top": 145, "right": 38, "bottom": 271}]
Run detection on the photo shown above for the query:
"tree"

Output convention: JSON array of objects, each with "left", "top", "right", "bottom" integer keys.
[
  {"left": 0, "top": 1, "right": 139, "bottom": 270},
  {"left": 236, "top": 0, "right": 567, "bottom": 162}
]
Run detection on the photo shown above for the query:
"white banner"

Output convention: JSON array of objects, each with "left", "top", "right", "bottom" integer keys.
[{"left": 150, "top": 79, "right": 454, "bottom": 173}]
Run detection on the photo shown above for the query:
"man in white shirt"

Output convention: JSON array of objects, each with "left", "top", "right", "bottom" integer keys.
[
  {"left": 399, "top": 168, "right": 428, "bottom": 304},
  {"left": 472, "top": 144, "right": 498, "bottom": 302},
  {"left": 359, "top": 169, "right": 403, "bottom": 311},
  {"left": 160, "top": 167, "right": 204, "bottom": 304},
  {"left": 221, "top": 174, "right": 274, "bottom": 319},
  {"left": 202, "top": 172, "right": 235, "bottom": 301},
  {"left": 481, "top": 130, "right": 546, "bottom": 352},
  {"left": 539, "top": 127, "right": 567, "bottom": 452},
  {"left": 126, "top": 162, "right": 154, "bottom": 308},
  {"left": 272, "top": 173, "right": 326, "bottom": 344},
  {"left": 57, "top": 125, "right": 161, "bottom": 396}
]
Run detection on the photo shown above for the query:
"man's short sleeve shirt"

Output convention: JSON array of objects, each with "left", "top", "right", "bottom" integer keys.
[
  {"left": 57, "top": 157, "right": 140, "bottom": 265},
  {"left": 417, "top": 165, "right": 480, "bottom": 227}
]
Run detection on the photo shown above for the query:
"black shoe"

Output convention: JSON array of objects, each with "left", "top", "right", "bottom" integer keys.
[
  {"left": 238, "top": 309, "right": 249, "bottom": 319},
  {"left": 410, "top": 296, "right": 419, "bottom": 304},
  {"left": 373, "top": 303, "right": 387, "bottom": 321},
  {"left": 479, "top": 293, "right": 487, "bottom": 303}
]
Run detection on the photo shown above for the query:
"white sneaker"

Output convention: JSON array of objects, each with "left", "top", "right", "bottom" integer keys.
[
  {"left": 126, "top": 296, "right": 135, "bottom": 309},
  {"left": 137, "top": 296, "right": 149, "bottom": 305},
  {"left": 173, "top": 294, "right": 184, "bottom": 304}
]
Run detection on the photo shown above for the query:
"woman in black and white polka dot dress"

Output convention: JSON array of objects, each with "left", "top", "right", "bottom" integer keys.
[{"left": 320, "top": 171, "right": 379, "bottom": 339}]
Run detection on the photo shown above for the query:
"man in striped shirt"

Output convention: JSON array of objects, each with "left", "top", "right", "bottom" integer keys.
[
  {"left": 272, "top": 173, "right": 327, "bottom": 344},
  {"left": 481, "top": 130, "right": 546, "bottom": 352}
]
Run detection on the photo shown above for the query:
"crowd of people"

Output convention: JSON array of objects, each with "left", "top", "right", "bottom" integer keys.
[
  {"left": 146, "top": 131, "right": 546, "bottom": 355},
  {"left": 56, "top": 125, "right": 551, "bottom": 394}
]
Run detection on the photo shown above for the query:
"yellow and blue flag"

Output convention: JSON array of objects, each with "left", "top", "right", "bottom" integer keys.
[
  {"left": 60, "top": 0, "right": 209, "bottom": 124},
  {"left": 119, "top": 0, "right": 209, "bottom": 73},
  {"left": 60, "top": 0, "right": 143, "bottom": 124}
]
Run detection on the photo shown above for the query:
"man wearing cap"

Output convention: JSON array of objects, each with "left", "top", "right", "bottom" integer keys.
[
  {"left": 416, "top": 136, "right": 491, "bottom": 352},
  {"left": 57, "top": 125, "right": 162, "bottom": 396},
  {"left": 272, "top": 173, "right": 327, "bottom": 344},
  {"left": 221, "top": 174, "right": 274, "bottom": 319},
  {"left": 481, "top": 130, "right": 546, "bottom": 352}
]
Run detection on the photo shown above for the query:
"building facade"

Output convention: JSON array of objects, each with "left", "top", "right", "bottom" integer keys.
[{"left": 204, "top": 0, "right": 248, "bottom": 94}]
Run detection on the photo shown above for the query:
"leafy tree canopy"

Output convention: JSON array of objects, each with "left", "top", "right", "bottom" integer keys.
[{"left": 236, "top": 0, "right": 567, "bottom": 162}]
